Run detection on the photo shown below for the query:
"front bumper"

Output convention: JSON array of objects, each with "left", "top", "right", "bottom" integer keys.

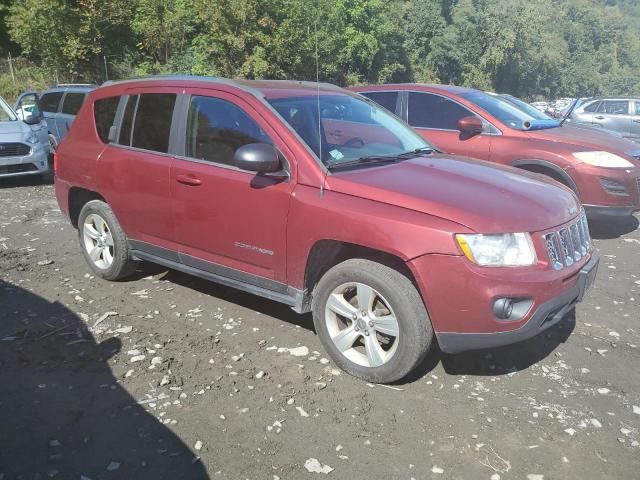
[
  {"left": 436, "top": 255, "right": 599, "bottom": 353},
  {"left": 0, "top": 147, "right": 49, "bottom": 178},
  {"left": 568, "top": 164, "right": 640, "bottom": 216},
  {"left": 408, "top": 248, "right": 599, "bottom": 354}
]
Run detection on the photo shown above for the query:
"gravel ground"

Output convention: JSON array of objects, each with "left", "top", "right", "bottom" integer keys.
[{"left": 0, "top": 178, "right": 639, "bottom": 480}]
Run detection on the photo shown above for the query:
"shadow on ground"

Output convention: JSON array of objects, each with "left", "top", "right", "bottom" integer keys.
[
  {"left": 589, "top": 214, "right": 639, "bottom": 239},
  {"left": 151, "top": 265, "right": 572, "bottom": 383},
  {"left": 440, "top": 310, "right": 576, "bottom": 376},
  {"left": 0, "top": 280, "right": 209, "bottom": 480}
]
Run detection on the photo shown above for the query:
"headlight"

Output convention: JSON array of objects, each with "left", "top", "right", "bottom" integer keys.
[
  {"left": 456, "top": 233, "right": 537, "bottom": 266},
  {"left": 25, "top": 133, "right": 39, "bottom": 145},
  {"left": 573, "top": 151, "right": 633, "bottom": 168}
]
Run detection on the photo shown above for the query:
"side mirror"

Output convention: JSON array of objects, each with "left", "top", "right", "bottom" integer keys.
[
  {"left": 233, "top": 143, "right": 282, "bottom": 174},
  {"left": 23, "top": 114, "right": 41, "bottom": 125},
  {"left": 458, "top": 115, "right": 484, "bottom": 136}
]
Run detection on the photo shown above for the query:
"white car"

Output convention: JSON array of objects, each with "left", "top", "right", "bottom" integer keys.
[{"left": 0, "top": 96, "right": 50, "bottom": 179}]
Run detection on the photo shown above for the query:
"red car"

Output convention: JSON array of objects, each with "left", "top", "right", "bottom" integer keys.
[
  {"left": 55, "top": 77, "right": 598, "bottom": 383},
  {"left": 353, "top": 84, "right": 640, "bottom": 218}
]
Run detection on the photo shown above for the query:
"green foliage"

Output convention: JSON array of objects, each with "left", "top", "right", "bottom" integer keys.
[{"left": 1, "top": 0, "right": 640, "bottom": 99}]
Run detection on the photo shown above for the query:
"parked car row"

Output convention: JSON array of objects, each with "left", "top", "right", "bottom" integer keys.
[
  {"left": 0, "top": 84, "right": 95, "bottom": 180},
  {"left": 354, "top": 84, "right": 640, "bottom": 218},
  {"left": 51, "top": 76, "right": 605, "bottom": 383}
]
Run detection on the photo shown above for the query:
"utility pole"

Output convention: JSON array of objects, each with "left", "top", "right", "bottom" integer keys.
[
  {"left": 8, "top": 52, "right": 15, "bottom": 83},
  {"left": 103, "top": 56, "right": 109, "bottom": 81}
]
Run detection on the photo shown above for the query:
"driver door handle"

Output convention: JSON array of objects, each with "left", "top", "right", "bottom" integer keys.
[
  {"left": 633, "top": 119, "right": 640, "bottom": 123},
  {"left": 176, "top": 174, "right": 201, "bottom": 186},
  {"left": 594, "top": 115, "right": 605, "bottom": 120}
]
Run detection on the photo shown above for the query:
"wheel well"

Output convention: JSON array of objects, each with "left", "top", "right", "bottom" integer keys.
[
  {"left": 68, "top": 187, "right": 105, "bottom": 228},
  {"left": 515, "top": 163, "right": 575, "bottom": 191},
  {"left": 304, "top": 240, "right": 417, "bottom": 293}
]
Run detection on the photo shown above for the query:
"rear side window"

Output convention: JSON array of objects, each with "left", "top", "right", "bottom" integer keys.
[
  {"left": 131, "top": 93, "right": 176, "bottom": 153},
  {"left": 598, "top": 100, "right": 629, "bottom": 115},
  {"left": 635, "top": 102, "right": 640, "bottom": 116},
  {"left": 61, "top": 92, "right": 86, "bottom": 115},
  {"left": 583, "top": 101, "right": 600, "bottom": 113},
  {"left": 186, "top": 96, "right": 271, "bottom": 165},
  {"left": 408, "top": 92, "right": 471, "bottom": 130},
  {"left": 94, "top": 96, "right": 120, "bottom": 143},
  {"left": 40, "top": 92, "right": 63, "bottom": 113},
  {"left": 118, "top": 95, "right": 138, "bottom": 146},
  {"left": 361, "top": 91, "right": 399, "bottom": 113}
]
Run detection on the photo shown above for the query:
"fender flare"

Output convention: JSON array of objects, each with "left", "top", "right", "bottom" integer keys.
[{"left": 511, "top": 159, "right": 579, "bottom": 193}]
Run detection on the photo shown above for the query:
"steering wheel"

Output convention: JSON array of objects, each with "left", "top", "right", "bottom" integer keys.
[{"left": 343, "top": 137, "right": 365, "bottom": 148}]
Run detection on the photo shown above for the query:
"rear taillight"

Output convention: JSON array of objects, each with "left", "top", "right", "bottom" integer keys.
[{"left": 53, "top": 151, "right": 59, "bottom": 174}]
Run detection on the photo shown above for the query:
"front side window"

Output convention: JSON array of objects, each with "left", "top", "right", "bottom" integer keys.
[
  {"left": 635, "top": 102, "right": 640, "bottom": 116},
  {"left": 61, "top": 92, "right": 86, "bottom": 115},
  {"left": 598, "top": 100, "right": 629, "bottom": 115},
  {"left": 269, "top": 93, "right": 431, "bottom": 167},
  {"left": 186, "top": 96, "right": 272, "bottom": 165},
  {"left": 583, "top": 101, "right": 600, "bottom": 113},
  {"left": 360, "top": 91, "right": 399, "bottom": 114},
  {"left": 500, "top": 95, "right": 553, "bottom": 120},
  {"left": 131, "top": 93, "right": 176, "bottom": 153},
  {"left": 94, "top": 96, "right": 120, "bottom": 143},
  {"left": 408, "top": 92, "right": 471, "bottom": 130},
  {"left": 40, "top": 92, "right": 63, "bottom": 113}
]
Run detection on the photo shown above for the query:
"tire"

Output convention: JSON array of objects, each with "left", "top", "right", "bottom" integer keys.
[
  {"left": 77, "top": 200, "right": 137, "bottom": 281},
  {"left": 48, "top": 133, "right": 58, "bottom": 154},
  {"left": 311, "top": 258, "right": 433, "bottom": 383}
]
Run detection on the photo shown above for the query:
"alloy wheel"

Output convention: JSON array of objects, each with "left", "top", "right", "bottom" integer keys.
[
  {"left": 82, "top": 214, "right": 115, "bottom": 270},
  {"left": 324, "top": 282, "right": 400, "bottom": 368}
]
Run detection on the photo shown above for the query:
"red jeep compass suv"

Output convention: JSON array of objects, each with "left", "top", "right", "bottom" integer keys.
[
  {"left": 55, "top": 77, "right": 598, "bottom": 383},
  {"left": 354, "top": 84, "right": 640, "bottom": 218}
]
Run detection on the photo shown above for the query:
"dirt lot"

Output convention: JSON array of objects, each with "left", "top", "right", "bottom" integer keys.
[{"left": 0, "top": 178, "right": 639, "bottom": 480}]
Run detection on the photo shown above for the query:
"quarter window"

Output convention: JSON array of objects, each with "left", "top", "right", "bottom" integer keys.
[
  {"left": 361, "top": 91, "right": 399, "bottom": 114},
  {"left": 61, "top": 93, "right": 86, "bottom": 115},
  {"left": 186, "top": 96, "right": 272, "bottom": 165},
  {"left": 634, "top": 102, "right": 640, "bottom": 116},
  {"left": 131, "top": 93, "right": 176, "bottom": 153},
  {"left": 408, "top": 92, "right": 471, "bottom": 130},
  {"left": 40, "top": 92, "right": 63, "bottom": 113},
  {"left": 94, "top": 96, "right": 120, "bottom": 144}
]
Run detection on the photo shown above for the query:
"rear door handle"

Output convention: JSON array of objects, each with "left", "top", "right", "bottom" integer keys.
[
  {"left": 176, "top": 174, "right": 201, "bottom": 186},
  {"left": 633, "top": 119, "right": 640, "bottom": 123},
  {"left": 594, "top": 116, "right": 605, "bottom": 120}
]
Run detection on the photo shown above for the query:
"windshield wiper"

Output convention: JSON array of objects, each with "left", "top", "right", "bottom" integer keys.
[
  {"left": 326, "top": 147, "right": 436, "bottom": 171},
  {"left": 326, "top": 155, "right": 401, "bottom": 170}
]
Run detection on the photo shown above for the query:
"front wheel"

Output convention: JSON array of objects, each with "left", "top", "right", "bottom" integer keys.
[{"left": 312, "top": 258, "right": 433, "bottom": 383}]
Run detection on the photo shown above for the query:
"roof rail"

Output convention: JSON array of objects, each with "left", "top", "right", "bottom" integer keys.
[{"left": 56, "top": 83, "right": 97, "bottom": 88}]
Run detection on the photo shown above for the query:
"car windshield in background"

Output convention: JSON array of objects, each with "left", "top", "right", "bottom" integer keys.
[
  {"left": 461, "top": 91, "right": 558, "bottom": 131},
  {"left": 0, "top": 97, "right": 17, "bottom": 122},
  {"left": 268, "top": 94, "right": 432, "bottom": 168},
  {"left": 500, "top": 94, "right": 554, "bottom": 121}
]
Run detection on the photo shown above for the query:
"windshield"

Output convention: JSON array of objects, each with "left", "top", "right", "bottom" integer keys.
[
  {"left": 0, "top": 97, "right": 17, "bottom": 122},
  {"left": 500, "top": 95, "right": 554, "bottom": 121},
  {"left": 460, "top": 91, "right": 557, "bottom": 131},
  {"left": 268, "top": 94, "right": 432, "bottom": 167}
]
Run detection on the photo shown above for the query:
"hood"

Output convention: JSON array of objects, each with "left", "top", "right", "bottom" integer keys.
[
  {"left": 526, "top": 125, "right": 640, "bottom": 159},
  {"left": 327, "top": 155, "right": 580, "bottom": 234},
  {"left": 0, "top": 120, "right": 30, "bottom": 142}
]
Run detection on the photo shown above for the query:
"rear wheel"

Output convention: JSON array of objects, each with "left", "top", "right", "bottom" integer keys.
[
  {"left": 312, "top": 258, "right": 433, "bottom": 383},
  {"left": 78, "top": 200, "right": 137, "bottom": 280}
]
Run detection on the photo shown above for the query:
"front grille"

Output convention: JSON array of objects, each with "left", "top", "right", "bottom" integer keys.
[
  {"left": 543, "top": 213, "right": 591, "bottom": 270},
  {"left": 0, "top": 163, "right": 37, "bottom": 175},
  {"left": 0, "top": 142, "right": 30, "bottom": 157}
]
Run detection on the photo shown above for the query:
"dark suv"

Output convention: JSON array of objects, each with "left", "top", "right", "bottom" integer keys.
[{"left": 55, "top": 77, "right": 598, "bottom": 383}]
